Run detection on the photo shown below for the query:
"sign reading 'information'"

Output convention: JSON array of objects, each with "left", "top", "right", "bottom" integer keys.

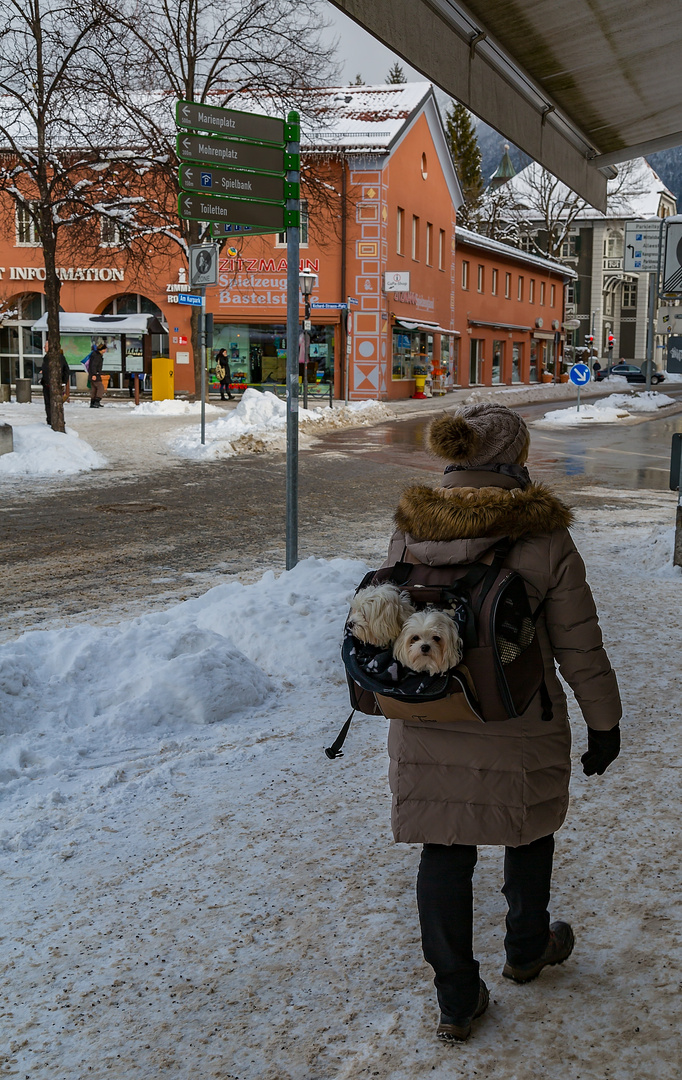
[
  {"left": 176, "top": 132, "right": 286, "bottom": 176},
  {"left": 176, "top": 100, "right": 285, "bottom": 147},
  {"left": 179, "top": 192, "right": 285, "bottom": 230}
]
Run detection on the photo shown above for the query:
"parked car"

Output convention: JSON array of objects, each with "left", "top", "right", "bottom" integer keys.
[{"left": 595, "top": 362, "right": 666, "bottom": 385}]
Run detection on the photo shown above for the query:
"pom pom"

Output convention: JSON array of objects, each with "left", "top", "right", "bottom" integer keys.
[{"left": 427, "top": 414, "right": 480, "bottom": 461}]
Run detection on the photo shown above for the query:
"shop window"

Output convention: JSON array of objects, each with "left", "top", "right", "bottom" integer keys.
[
  {"left": 461, "top": 260, "right": 469, "bottom": 290},
  {"left": 469, "top": 338, "right": 483, "bottom": 384},
  {"left": 277, "top": 200, "right": 308, "bottom": 246},
  {"left": 529, "top": 339, "right": 538, "bottom": 382},
  {"left": 529, "top": 278, "right": 535, "bottom": 303},
  {"left": 412, "top": 215, "right": 419, "bottom": 260},
  {"left": 540, "top": 281, "right": 546, "bottom": 305},
  {"left": 426, "top": 222, "right": 433, "bottom": 265},
  {"left": 491, "top": 268, "right": 498, "bottom": 295},
  {"left": 517, "top": 276, "right": 524, "bottom": 301},
  {"left": 211, "top": 322, "right": 335, "bottom": 388},
  {"left": 492, "top": 339, "right": 503, "bottom": 384},
  {"left": 505, "top": 273, "right": 511, "bottom": 299},
  {"left": 477, "top": 265, "right": 484, "bottom": 293},
  {"left": 512, "top": 343, "right": 522, "bottom": 382},
  {"left": 438, "top": 229, "right": 445, "bottom": 270},
  {"left": 0, "top": 292, "right": 46, "bottom": 381},
  {"left": 433, "top": 334, "right": 450, "bottom": 392},
  {"left": 392, "top": 328, "right": 433, "bottom": 381},
  {"left": 397, "top": 207, "right": 404, "bottom": 255},
  {"left": 16, "top": 203, "right": 40, "bottom": 246}
]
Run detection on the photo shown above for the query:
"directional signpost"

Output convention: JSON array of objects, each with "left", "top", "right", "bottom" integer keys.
[
  {"left": 176, "top": 98, "right": 301, "bottom": 565},
  {"left": 569, "top": 361, "right": 591, "bottom": 412}
]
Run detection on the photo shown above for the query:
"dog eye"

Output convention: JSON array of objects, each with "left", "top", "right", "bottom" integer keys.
[
  {"left": 433, "top": 636, "right": 441, "bottom": 643},
  {"left": 410, "top": 635, "right": 420, "bottom": 643}
]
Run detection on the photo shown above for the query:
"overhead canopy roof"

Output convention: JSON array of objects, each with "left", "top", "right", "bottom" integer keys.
[
  {"left": 328, "top": 0, "right": 682, "bottom": 212},
  {"left": 32, "top": 312, "right": 167, "bottom": 335}
]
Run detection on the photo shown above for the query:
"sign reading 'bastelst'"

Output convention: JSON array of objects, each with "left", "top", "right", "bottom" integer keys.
[{"left": 176, "top": 100, "right": 285, "bottom": 147}]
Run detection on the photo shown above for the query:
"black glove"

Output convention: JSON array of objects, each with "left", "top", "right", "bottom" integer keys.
[{"left": 581, "top": 725, "right": 620, "bottom": 776}]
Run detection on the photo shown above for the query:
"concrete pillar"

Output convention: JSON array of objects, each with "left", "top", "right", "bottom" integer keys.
[
  {"left": 15, "top": 378, "right": 32, "bottom": 403},
  {"left": 0, "top": 385, "right": 10, "bottom": 403},
  {"left": 0, "top": 423, "right": 13, "bottom": 456}
]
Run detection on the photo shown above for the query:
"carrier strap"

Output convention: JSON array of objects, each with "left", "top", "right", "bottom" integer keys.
[
  {"left": 539, "top": 680, "right": 554, "bottom": 722},
  {"left": 325, "top": 711, "right": 355, "bottom": 759}
]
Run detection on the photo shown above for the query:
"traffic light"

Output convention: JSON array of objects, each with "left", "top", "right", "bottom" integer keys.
[
  {"left": 585, "top": 334, "right": 594, "bottom": 346},
  {"left": 608, "top": 333, "right": 615, "bottom": 347}
]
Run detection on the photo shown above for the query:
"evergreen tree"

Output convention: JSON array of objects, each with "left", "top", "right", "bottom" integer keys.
[
  {"left": 352, "top": 73, "right": 365, "bottom": 85},
  {"left": 386, "top": 62, "right": 407, "bottom": 84},
  {"left": 446, "top": 102, "right": 484, "bottom": 227}
]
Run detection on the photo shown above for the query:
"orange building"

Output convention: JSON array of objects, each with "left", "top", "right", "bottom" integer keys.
[{"left": 454, "top": 228, "right": 576, "bottom": 386}]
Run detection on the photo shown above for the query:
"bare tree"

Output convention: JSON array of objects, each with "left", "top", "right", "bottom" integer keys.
[
  {"left": 0, "top": 0, "right": 138, "bottom": 430},
  {"left": 92, "top": 0, "right": 339, "bottom": 394}
]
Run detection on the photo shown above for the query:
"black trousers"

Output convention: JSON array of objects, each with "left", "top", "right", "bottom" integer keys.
[
  {"left": 42, "top": 385, "right": 50, "bottom": 420},
  {"left": 416, "top": 834, "right": 555, "bottom": 1019}
]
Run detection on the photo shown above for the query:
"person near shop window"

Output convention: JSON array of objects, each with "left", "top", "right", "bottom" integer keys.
[
  {"left": 40, "top": 343, "right": 71, "bottom": 425},
  {"left": 215, "top": 348, "right": 233, "bottom": 401},
  {"left": 88, "top": 343, "right": 108, "bottom": 408}
]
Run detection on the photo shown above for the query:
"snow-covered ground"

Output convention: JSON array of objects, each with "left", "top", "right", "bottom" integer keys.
[
  {"left": 170, "top": 388, "right": 392, "bottom": 459},
  {"left": 535, "top": 390, "right": 677, "bottom": 426},
  {"left": 0, "top": 421, "right": 107, "bottom": 476},
  {"left": 1, "top": 490, "right": 681, "bottom": 1078}
]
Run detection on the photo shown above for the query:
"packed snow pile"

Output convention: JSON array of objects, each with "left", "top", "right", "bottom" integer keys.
[
  {"left": 535, "top": 390, "right": 677, "bottom": 426},
  {"left": 170, "top": 387, "right": 392, "bottom": 458},
  {"left": 129, "top": 399, "right": 222, "bottom": 417},
  {"left": 0, "top": 422, "right": 107, "bottom": 476}
]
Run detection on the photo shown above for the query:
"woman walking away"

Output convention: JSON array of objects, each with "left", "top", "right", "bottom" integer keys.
[
  {"left": 383, "top": 403, "right": 621, "bottom": 1042},
  {"left": 215, "top": 348, "right": 233, "bottom": 400},
  {"left": 88, "top": 342, "right": 108, "bottom": 408}
]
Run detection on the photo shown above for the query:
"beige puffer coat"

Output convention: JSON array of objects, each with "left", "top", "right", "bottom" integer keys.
[{"left": 384, "top": 468, "right": 621, "bottom": 849}]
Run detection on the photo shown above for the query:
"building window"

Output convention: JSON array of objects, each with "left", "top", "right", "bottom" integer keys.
[
  {"left": 519, "top": 235, "right": 534, "bottom": 253},
  {"left": 512, "top": 342, "right": 522, "bottom": 382},
  {"left": 517, "top": 276, "right": 524, "bottom": 301},
  {"left": 16, "top": 203, "right": 40, "bottom": 246},
  {"left": 392, "top": 328, "right": 433, "bottom": 381},
  {"left": 477, "top": 265, "right": 484, "bottom": 292},
  {"left": 622, "top": 282, "right": 637, "bottom": 308},
  {"left": 491, "top": 268, "right": 498, "bottom": 295},
  {"left": 469, "top": 338, "right": 483, "bottom": 384},
  {"left": 604, "top": 292, "right": 614, "bottom": 317},
  {"left": 397, "top": 207, "right": 404, "bottom": 255},
  {"left": 100, "top": 216, "right": 125, "bottom": 246},
  {"left": 529, "top": 278, "right": 535, "bottom": 303},
  {"left": 561, "top": 235, "right": 578, "bottom": 259},
  {"left": 505, "top": 272, "right": 511, "bottom": 299},
  {"left": 567, "top": 280, "right": 580, "bottom": 304},
  {"left": 0, "top": 291, "right": 46, "bottom": 382},
  {"left": 426, "top": 222, "right": 433, "bottom": 265},
  {"left": 550, "top": 284, "right": 556, "bottom": 307},
  {"left": 438, "top": 229, "right": 445, "bottom": 270},
  {"left": 412, "top": 215, "right": 419, "bottom": 260},
  {"left": 540, "top": 281, "right": 546, "bottom": 305},
  {"left": 461, "top": 260, "right": 469, "bottom": 289},
  {"left": 604, "top": 230, "right": 624, "bottom": 258},
  {"left": 277, "top": 200, "right": 308, "bottom": 246}
]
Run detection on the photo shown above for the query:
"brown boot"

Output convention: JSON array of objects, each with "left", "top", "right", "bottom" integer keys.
[
  {"left": 503, "top": 921, "right": 575, "bottom": 983},
  {"left": 436, "top": 979, "right": 489, "bottom": 1042}
]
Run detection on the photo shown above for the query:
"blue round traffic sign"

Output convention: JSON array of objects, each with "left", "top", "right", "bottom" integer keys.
[{"left": 569, "top": 362, "right": 591, "bottom": 386}]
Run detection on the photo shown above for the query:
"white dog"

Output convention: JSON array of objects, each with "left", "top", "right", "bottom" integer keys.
[
  {"left": 392, "top": 608, "right": 463, "bottom": 675},
  {"left": 348, "top": 583, "right": 415, "bottom": 648}
]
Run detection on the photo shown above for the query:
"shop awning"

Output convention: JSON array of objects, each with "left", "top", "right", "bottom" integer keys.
[
  {"left": 468, "top": 318, "right": 532, "bottom": 332},
  {"left": 31, "top": 311, "right": 168, "bottom": 335},
  {"left": 328, "top": 0, "right": 682, "bottom": 211},
  {"left": 395, "top": 318, "right": 460, "bottom": 336}
]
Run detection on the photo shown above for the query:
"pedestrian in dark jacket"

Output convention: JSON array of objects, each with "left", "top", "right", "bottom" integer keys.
[
  {"left": 40, "top": 347, "right": 71, "bottom": 424},
  {"left": 88, "top": 343, "right": 107, "bottom": 408},
  {"left": 381, "top": 403, "right": 621, "bottom": 1042},
  {"left": 215, "top": 348, "right": 233, "bottom": 400}
]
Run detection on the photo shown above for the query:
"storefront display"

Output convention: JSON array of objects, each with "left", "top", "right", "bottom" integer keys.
[
  {"left": 392, "top": 328, "right": 434, "bottom": 382},
  {"left": 212, "top": 322, "right": 335, "bottom": 388}
]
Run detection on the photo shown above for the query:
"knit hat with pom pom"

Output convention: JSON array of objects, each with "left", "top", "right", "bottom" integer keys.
[{"left": 426, "top": 403, "right": 529, "bottom": 467}]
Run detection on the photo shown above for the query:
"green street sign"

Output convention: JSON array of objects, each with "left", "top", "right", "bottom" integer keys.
[
  {"left": 177, "top": 132, "right": 293, "bottom": 176},
  {"left": 211, "top": 222, "right": 281, "bottom": 238},
  {"left": 179, "top": 163, "right": 296, "bottom": 204},
  {"left": 176, "top": 100, "right": 285, "bottom": 147},
  {"left": 179, "top": 192, "right": 286, "bottom": 230}
]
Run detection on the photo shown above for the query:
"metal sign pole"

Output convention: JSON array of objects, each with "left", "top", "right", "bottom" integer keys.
[
  {"left": 285, "top": 112, "right": 300, "bottom": 570},
  {"left": 200, "top": 286, "right": 206, "bottom": 445},
  {"left": 645, "top": 272, "right": 656, "bottom": 392}
]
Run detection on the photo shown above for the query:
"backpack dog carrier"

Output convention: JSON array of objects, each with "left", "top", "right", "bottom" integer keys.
[{"left": 327, "top": 543, "right": 551, "bottom": 759}]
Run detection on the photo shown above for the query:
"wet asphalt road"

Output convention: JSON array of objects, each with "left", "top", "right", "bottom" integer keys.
[{"left": 2, "top": 391, "right": 681, "bottom": 640}]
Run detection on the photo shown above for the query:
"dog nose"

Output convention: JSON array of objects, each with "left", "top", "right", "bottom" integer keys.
[{"left": 420, "top": 644, "right": 430, "bottom": 653}]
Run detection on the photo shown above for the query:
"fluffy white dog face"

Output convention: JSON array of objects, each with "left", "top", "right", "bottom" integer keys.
[
  {"left": 348, "top": 584, "right": 415, "bottom": 648},
  {"left": 392, "top": 609, "right": 463, "bottom": 675}
]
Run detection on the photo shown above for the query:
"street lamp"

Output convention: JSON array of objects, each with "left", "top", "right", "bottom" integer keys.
[{"left": 299, "top": 270, "right": 318, "bottom": 410}]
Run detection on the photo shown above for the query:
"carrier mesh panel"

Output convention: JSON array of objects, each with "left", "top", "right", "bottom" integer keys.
[{"left": 495, "top": 579, "right": 536, "bottom": 665}]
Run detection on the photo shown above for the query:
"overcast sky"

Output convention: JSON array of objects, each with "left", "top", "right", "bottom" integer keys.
[{"left": 320, "top": 3, "right": 423, "bottom": 86}]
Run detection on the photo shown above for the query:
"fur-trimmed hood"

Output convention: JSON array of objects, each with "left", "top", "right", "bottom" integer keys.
[{"left": 395, "top": 473, "right": 573, "bottom": 547}]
